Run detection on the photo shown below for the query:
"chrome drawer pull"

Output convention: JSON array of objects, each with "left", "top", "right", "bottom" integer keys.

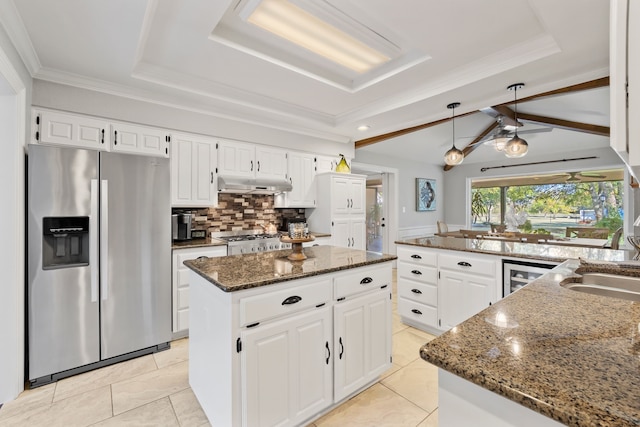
[
  {"left": 410, "top": 254, "right": 422, "bottom": 259},
  {"left": 411, "top": 309, "right": 423, "bottom": 315},
  {"left": 282, "top": 295, "right": 302, "bottom": 305},
  {"left": 411, "top": 288, "right": 422, "bottom": 294},
  {"left": 360, "top": 277, "right": 373, "bottom": 284},
  {"left": 457, "top": 261, "right": 472, "bottom": 267},
  {"left": 411, "top": 270, "right": 422, "bottom": 275}
]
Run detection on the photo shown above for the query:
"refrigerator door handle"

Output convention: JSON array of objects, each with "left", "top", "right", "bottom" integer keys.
[
  {"left": 100, "top": 179, "right": 109, "bottom": 301},
  {"left": 90, "top": 179, "right": 99, "bottom": 303}
]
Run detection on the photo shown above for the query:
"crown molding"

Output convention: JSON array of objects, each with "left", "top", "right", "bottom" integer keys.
[
  {"left": 0, "top": 0, "right": 41, "bottom": 75},
  {"left": 33, "top": 67, "right": 351, "bottom": 144}
]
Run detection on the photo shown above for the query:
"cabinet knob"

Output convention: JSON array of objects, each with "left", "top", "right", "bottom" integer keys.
[
  {"left": 250, "top": 160, "right": 253, "bottom": 171},
  {"left": 325, "top": 341, "right": 330, "bottom": 365},
  {"left": 360, "top": 277, "right": 373, "bottom": 284},
  {"left": 339, "top": 337, "right": 344, "bottom": 359},
  {"left": 411, "top": 288, "right": 422, "bottom": 294},
  {"left": 411, "top": 309, "right": 423, "bottom": 315},
  {"left": 457, "top": 261, "right": 472, "bottom": 267},
  {"left": 411, "top": 270, "right": 422, "bottom": 275},
  {"left": 410, "top": 254, "right": 422, "bottom": 259}
]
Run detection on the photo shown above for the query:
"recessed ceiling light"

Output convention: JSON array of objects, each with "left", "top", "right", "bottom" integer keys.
[
  {"left": 357, "top": 125, "right": 370, "bottom": 131},
  {"left": 246, "top": 0, "right": 390, "bottom": 73}
]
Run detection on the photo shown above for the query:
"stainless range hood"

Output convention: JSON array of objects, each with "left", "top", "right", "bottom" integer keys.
[{"left": 217, "top": 176, "right": 293, "bottom": 194}]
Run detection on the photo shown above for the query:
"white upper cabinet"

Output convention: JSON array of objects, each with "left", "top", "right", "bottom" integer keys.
[
  {"left": 171, "top": 133, "right": 218, "bottom": 207},
  {"left": 610, "top": 0, "right": 640, "bottom": 173},
  {"left": 111, "top": 122, "right": 170, "bottom": 158},
  {"left": 34, "top": 109, "right": 110, "bottom": 151},
  {"left": 217, "top": 140, "right": 255, "bottom": 177},
  {"left": 315, "top": 155, "right": 336, "bottom": 174},
  {"left": 274, "top": 150, "right": 316, "bottom": 208},
  {"left": 331, "top": 175, "right": 365, "bottom": 216},
  {"left": 217, "top": 139, "right": 287, "bottom": 180},
  {"left": 255, "top": 145, "right": 288, "bottom": 180}
]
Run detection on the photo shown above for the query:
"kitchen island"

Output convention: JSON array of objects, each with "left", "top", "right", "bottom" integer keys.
[
  {"left": 421, "top": 259, "right": 640, "bottom": 426},
  {"left": 184, "top": 246, "right": 396, "bottom": 427}
]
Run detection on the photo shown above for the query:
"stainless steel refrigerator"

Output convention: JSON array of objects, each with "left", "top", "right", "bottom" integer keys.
[{"left": 27, "top": 144, "right": 171, "bottom": 386}]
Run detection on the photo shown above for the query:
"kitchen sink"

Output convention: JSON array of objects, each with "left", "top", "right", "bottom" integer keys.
[{"left": 562, "top": 273, "right": 640, "bottom": 302}]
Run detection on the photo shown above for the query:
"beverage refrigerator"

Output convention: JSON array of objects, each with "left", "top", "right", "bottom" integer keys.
[
  {"left": 27, "top": 144, "right": 171, "bottom": 386},
  {"left": 503, "top": 259, "right": 557, "bottom": 297}
]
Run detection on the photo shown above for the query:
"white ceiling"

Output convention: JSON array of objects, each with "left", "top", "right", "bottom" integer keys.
[{"left": 1, "top": 0, "right": 612, "bottom": 164}]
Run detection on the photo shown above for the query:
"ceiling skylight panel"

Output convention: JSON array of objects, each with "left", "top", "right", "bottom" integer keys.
[{"left": 247, "top": 0, "right": 390, "bottom": 73}]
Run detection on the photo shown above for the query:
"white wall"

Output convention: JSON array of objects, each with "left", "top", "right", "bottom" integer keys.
[
  {"left": 31, "top": 80, "right": 354, "bottom": 159},
  {"left": 354, "top": 150, "right": 443, "bottom": 236},
  {"left": 0, "top": 22, "right": 31, "bottom": 403},
  {"left": 442, "top": 147, "right": 627, "bottom": 227}
]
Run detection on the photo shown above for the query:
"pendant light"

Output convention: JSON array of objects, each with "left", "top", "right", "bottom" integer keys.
[
  {"left": 504, "top": 83, "right": 528, "bottom": 158},
  {"left": 444, "top": 102, "right": 464, "bottom": 166}
]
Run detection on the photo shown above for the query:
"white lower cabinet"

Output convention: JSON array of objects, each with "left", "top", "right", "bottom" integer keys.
[
  {"left": 189, "top": 262, "right": 393, "bottom": 427},
  {"left": 241, "top": 306, "right": 332, "bottom": 427},
  {"left": 438, "top": 269, "right": 494, "bottom": 331},
  {"left": 171, "top": 245, "right": 226, "bottom": 335},
  {"left": 333, "top": 289, "right": 391, "bottom": 402},
  {"left": 332, "top": 217, "right": 366, "bottom": 250},
  {"left": 397, "top": 244, "right": 498, "bottom": 334}
]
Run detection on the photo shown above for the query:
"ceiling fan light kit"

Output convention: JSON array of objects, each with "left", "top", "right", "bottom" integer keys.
[
  {"left": 444, "top": 102, "right": 464, "bottom": 166},
  {"left": 504, "top": 83, "right": 529, "bottom": 158}
]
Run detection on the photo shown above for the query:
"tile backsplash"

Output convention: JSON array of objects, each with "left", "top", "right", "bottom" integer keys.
[{"left": 173, "top": 193, "right": 306, "bottom": 234}]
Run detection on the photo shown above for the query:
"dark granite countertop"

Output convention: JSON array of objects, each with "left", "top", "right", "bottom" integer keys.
[
  {"left": 172, "top": 232, "right": 331, "bottom": 250},
  {"left": 172, "top": 238, "right": 227, "bottom": 250},
  {"left": 183, "top": 245, "right": 396, "bottom": 292},
  {"left": 421, "top": 259, "right": 640, "bottom": 426},
  {"left": 396, "top": 236, "right": 632, "bottom": 263}
]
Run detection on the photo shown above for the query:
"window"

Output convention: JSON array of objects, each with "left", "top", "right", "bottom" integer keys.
[{"left": 470, "top": 170, "right": 624, "bottom": 238}]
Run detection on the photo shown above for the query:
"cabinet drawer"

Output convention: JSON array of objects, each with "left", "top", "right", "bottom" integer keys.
[
  {"left": 398, "top": 281, "right": 437, "bottom": 306},
  {"left": 398, "top": 262, "right": 437, "bottom": 285},
  {"left": 397, "top": 246, "right": 437, "bottom": 266},
  {"left": 398, "top": 298, "right": 437, "bottom": 328},
  {"left": 334, "top": 265, "right": 391, "bottom": 299},
  {"left": 240, "top": 279, "right": 331, "bottom": 326},
  {"left": 438, "top": 253, "right": 496, "bottom": 277}
]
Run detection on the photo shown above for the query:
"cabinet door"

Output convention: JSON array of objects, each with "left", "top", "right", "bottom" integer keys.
[
  {"left": 331, "top": 176, "right": 351, "bottom": 215},
  {"left": 332, "top": 218, "right": 351, "bottom": 248},
  {"left": 256, "top": 146, "right": 288, "bottom": 180},
  {"left": 241, "top": 307, "right": 332, "bottom": 427},
  {"left": 172, "top": 246, "right": 226, "bottom": 333},
  {"left": 171, "top": 135, "right": 218, "bottom": 207},
  {"left": 37, "top": 110, "right": 109, "bottom": 150},
  {"left": 348, "top": 177, "right": 365, "bottom": 215},
  {"left": 217, "top": 140, "right": 255, "bottom": 177},
  {"left": 350, "top": 218, "right": 366, "bottom": 250},
  {"left": 282, "top": 151, "right": 316, "bottom": 208},
  {"left": 315, "top": 155, "right": 335, "bottom": 173},
  {"left": 111, "top": 123, "right": 169, "bottom": 157},
  {"left": 438, "top": 270, "right": 493, "bottom": 331},
  {"left": 334, "top": 289, "right": 391, "bottom": 402}
]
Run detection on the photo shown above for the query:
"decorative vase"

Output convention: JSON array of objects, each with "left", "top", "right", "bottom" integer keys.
[{"left": 336, "top": 154, "right": 351, "bottom": 173}]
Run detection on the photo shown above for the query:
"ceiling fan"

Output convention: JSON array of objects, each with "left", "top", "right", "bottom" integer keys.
[
  {"left": 480, "top": 115, "right": 552, "bottom": 151},
  {"left": 538, "top": 171, "right": 607, "bottom": 184}
]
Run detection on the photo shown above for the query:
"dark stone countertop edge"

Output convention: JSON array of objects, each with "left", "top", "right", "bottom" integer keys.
[
  {"left": 172, "top": 232, "right": 332, "bottom": 250},
  {"left": 395, "top": 237, "right": 631, "bottom": 264},
  {"left": 184, "top": 254, "right": 397, "bottom": 293}
]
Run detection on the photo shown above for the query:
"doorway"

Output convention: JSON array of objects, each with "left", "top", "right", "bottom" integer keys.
[{"left": 351, "top": 162, "right": 398, "bottom": 255}]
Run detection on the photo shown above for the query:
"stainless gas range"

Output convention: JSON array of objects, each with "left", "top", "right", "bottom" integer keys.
[{"left": 212, "top": 230, "right": 292, "bottom": 255}]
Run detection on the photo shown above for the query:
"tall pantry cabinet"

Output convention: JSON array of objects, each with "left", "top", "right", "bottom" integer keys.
[{"left": 307, "top": 173, "right": 366, "bottom": 250}]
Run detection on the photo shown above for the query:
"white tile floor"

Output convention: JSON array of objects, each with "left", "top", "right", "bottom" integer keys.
[{"left": 0, "top": 270, "right": 439, "bottom": 426}]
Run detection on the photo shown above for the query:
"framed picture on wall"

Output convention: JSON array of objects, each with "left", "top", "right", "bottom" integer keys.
[{"left": 416, "top": 178, "right": 436, "bottom": 211}]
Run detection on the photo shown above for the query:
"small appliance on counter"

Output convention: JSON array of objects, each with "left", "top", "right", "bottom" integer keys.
[
  {"left": 281, "top": 217, "right": 306, "bottom": 233},
  {"left": 172, "top": 212, "right": 192, "bottom": 241}
]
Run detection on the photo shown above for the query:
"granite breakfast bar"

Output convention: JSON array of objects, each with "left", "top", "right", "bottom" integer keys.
[
  {"left": 397, "top": 236, "right": 640, "bottom": 426},
  {"left": 184, "top": 245, "right": 396, "bottom": 427}
]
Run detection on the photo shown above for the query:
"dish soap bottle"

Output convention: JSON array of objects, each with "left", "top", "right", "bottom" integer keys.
[{"left": 335, "top": 154, "right": 351, "bottom": 173}]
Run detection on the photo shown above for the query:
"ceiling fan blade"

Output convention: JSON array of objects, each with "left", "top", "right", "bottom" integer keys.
[{"left": 517, "top": 127, "right": 553, "bottom": 135}]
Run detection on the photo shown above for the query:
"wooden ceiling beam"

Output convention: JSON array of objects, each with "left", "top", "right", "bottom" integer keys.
[
  {"left": 443, "top": 121, "right": 499, "bottom": 171},
  {"left": 354, "top": 77, "right": 609, "bottom": 149},
  {"left": 516, "top": 113, "right": 610, "bottom": 136}
]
